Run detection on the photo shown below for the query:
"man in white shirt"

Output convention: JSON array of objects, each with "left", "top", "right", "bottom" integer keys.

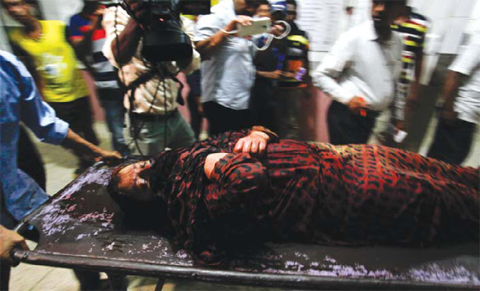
[
  {"left": 194, "top": 0, "right": 259, "bottom": 135},
  {"left": 102, "top": 0, "right": 200, "bottom": 155},
  {"left": 313, "top": 0, "right": 406, "bottom": 145},
  {"left": 427, "top": 32, "right": 480, "bottom": 165}
]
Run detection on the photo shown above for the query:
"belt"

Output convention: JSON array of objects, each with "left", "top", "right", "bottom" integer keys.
[{"left": 131, "top": 109, "right": 177, "bottom": 122}]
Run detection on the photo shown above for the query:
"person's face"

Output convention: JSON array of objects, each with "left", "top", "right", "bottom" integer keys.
[
  {"left": 116, "top": 160, "right": 154, "bottom": 202},
  {"left": 371, "top": 1, "right": 405, "bottom": 30},
  {"left": 286, "top": 3, "right": 297, "bottom": 22},
  {"left": 1, "top": 0, "right": 35, "bottom": 25},
  {"left": 256, "top": 4, "right": 271, "bottom": 19},
  {"left": 234, "top": 0, "right": 257, "bottom": 16}
]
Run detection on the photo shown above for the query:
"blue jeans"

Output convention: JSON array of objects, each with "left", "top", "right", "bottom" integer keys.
[{"left": 98, "top": 89, "right": 131, "bottom": 156}]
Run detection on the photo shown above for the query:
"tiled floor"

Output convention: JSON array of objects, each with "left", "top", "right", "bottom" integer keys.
[{"left": 9, "top": 120, "right": 480, "bottom": 291}]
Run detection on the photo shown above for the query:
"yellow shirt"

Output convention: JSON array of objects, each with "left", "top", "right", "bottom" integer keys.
[{"left": 9, "top": 21, "right": 89, "bottom": 103}]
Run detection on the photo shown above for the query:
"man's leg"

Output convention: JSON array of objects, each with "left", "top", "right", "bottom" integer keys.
[
  {"left": 167, "top": 111, "right": 197, "bottom": 149},
  {"left": 204, "top": 102, "right": 252, "bottom": 136},
  {"left": 49, "top": 98, "right": 99, "bottom": 172},
  {"left": 327, "top": 101, "right": 376, "bottom": 145},
  {"left": 17, "top": 125, "right": 46, "bottom": 191},
  {"left": 275, "top": 88, "right": 301, "bottom": 140},
  {"left": 129, "top": 117, "right": 166, "bottom": 156},
  {"left": 427, "top": 118, "right": 476, "bottom": 165},
  {"left": 98, "top": 90, "right": 130, "bottom": 156}
]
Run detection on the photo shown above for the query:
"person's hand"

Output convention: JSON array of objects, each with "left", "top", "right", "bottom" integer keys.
[
  {"left": 0, "top": 226, "right": 29, "bottom": 265},
  {"left": 234, "top": 131, "right": 269, "bottom": 155},
  {"left": 440, "top": 106, "right": 458, "bottom": 126},
  {"left": 348, "top": 96, "right": 369, "bottom": 116},
  {"left": 124, "top": 0, "right": 148, "bottom": 21},
  {"left": 281, "top": 71, "right": 296, "bottom": 79},
  {"left": 94, "top": 5, "right": 106, "bottom": 16},
  {"left": 225, "top": 16, "right": 253, "bottom": 33},
  {"left": 268, "top": 70, "right": 283, "bottom": 79},
  {"left": 393, "top": 119, "right": 404, "bottom": 131},
  {"left": 271, "top": 24, "right": 285, "bottom": 36},
  {"left": 94, "top": 150, "right": 122, "bottom": 162}
]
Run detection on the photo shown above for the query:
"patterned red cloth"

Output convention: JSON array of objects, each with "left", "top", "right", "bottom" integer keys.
[{"left": 150, "top": 130, "right": 479, "bottom": 264}]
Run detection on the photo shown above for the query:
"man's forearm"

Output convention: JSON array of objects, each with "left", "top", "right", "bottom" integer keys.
[
  {"left": 195, "top": 30, "right": 228, "bottom": 59},
  {"left": 61, "top": 129, "right": 103, "bottom": 160},
  {"left": 442, "top": 70, "right": 461, "bottom": 110},
  {"left": 111, "top": 18, "right": 143, "bottom": 64}
]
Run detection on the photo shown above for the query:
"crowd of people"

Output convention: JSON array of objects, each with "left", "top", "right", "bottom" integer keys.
[{"left": 1, "top": 0, "right": 479, "bottom": 290}]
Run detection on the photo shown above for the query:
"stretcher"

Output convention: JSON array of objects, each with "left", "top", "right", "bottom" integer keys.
[{"left": 13, "top": 161, "right": 480, "bottom": 290}]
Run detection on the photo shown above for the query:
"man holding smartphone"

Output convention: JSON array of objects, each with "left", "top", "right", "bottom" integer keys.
[{"left": 194, "top": 0, "right": 261, "bottom": 135}]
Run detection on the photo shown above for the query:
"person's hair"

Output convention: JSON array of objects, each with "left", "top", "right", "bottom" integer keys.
[
  {"left": 245, "top": 0, "right": 263, "bottom": 8},
  {"left": 257, "top": 0, "right": 270, "bottom": 7},
  {"left": 286, "top": 0, "right": 297, "bottom": 9},
  {"left": 108, "top": 159, "right": 172, "bottom": 233},
  {"left": 107, "top": 159, "right": 145, "bottom": 197}
]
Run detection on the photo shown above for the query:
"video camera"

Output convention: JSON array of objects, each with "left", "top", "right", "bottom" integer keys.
[{"left": 122, "top": 0, "right": 210, "bottom": 64}]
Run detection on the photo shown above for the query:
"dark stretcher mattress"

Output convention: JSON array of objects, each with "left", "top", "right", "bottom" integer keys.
[{"left": 13, "top": 161, "right": 480, "bottom": 290}]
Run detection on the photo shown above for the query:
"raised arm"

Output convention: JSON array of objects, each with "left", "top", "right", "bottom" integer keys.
[
  {"left": 194, "top": 15, "right": 252, "bottom": 60},
  {"left": 102, "top": 4, "right": 143, "bottom": 67}
]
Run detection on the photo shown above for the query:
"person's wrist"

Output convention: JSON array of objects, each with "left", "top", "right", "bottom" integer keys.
[{"left": 250, "top": 131, "right": 270, "bottom": 141}]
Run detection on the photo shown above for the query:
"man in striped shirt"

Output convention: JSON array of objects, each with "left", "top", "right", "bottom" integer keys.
[
  {"left": 68, "top": 0, "right": 131, "bottom": 156},
  {"left": 392, "top": 6, "right": 428, "bottom": 122}
]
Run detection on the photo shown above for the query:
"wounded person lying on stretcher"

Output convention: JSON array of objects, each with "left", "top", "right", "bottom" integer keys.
[{"left": 108, "top": 127, "right": 480, "bottom": 265}]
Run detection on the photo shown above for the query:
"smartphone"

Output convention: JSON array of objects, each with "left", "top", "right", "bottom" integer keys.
[{"left": 237, "top": 17, "right": 271, "bottom": 37}]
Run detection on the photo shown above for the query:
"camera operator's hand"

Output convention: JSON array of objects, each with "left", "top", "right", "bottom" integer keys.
[
  {"left": 124, "top": 0, "right": 148, "bottom": 22},
  {"left": 225, "top": 16, "right": 253, "bottom": 33},
  {"left": 94, "top": 5, "right": 106, "bottom": 17}
]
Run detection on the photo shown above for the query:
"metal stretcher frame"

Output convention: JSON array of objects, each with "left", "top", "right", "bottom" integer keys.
[{"left": 12, "top": 161, "right": 480, "bottom": 290}]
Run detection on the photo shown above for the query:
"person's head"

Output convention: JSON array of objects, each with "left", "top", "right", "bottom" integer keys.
[
  {"left": 108, "top": 159, "right": 155, "bottom": 202},
  {"left": 285, "top": 0, "right": 297, "bottom": 23},
  {"left": 82, "top": 0, "right": 101, "bottom": 16},
  {"left": 270, "top": 0, "right": 286, "bottom": 21},
  {"left": 234, "top": 0, "right": 260, "bottom": 16},
  {"left": 346, "top": 6, "right": 354, "bottom": 16},
  {"left": 371, "top": 0, "right": 407, "bottom": 33},
  {"left": 108, "top": 159, "right": 172, "bottom": 232},
  {"left": 255, "top": 0, "right": 271, "bottom": 19},
  {"left": 393, "top": 5, "right": 412, "bottom": 25},
  {"left": 1, "top": 0, "right": 37, "bottom": 26}
]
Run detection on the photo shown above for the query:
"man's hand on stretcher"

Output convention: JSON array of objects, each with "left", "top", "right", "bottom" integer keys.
[{"left": 204, "top": 130, "right": 271, "bottom": 179}]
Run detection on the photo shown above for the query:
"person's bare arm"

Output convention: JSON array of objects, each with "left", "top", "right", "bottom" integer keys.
[
  {"left": 61, "top": 129, "right": 121, "bottom": 161},
  {"left": 440, "top": 70, "right": 462, "bottom": 124},
  {"left": 204, "top": 129, "right": 272, "bottom": 179},
  {"left": 110, "top": 18, "right": 143, "bottom": 65},
  {"left": 195, "top": 16, "right": 252, "bottom": 60}
]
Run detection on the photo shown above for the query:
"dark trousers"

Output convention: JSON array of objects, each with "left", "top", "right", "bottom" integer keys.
[
  {"left": 17, "top": 125, "right": 46, "bottom": 191},
  {"left": 250, "top": 79, "right": 277, "bottom": 132},
  {"left": 204, "top": 102, "right": 253, "bottom": 136},
  {"left": 187, "top": 70, "right": 203, "bottom": 139},
  {"left": 427, "top": 118, "right": 476, "bottom": 165},
  {"left": 49, "top": 97, "right": 99, "bottom": 169},
  {"left": 327, "top": 101, "right": 377, "bottom": 145}
]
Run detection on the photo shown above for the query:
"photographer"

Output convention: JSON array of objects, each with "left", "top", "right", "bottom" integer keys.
[
  {"left": 102, "top": 0, "right": 200, "bottom": 155},
  {"left": 194, "top": 0, "right": 260, "bottom": 135}
]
